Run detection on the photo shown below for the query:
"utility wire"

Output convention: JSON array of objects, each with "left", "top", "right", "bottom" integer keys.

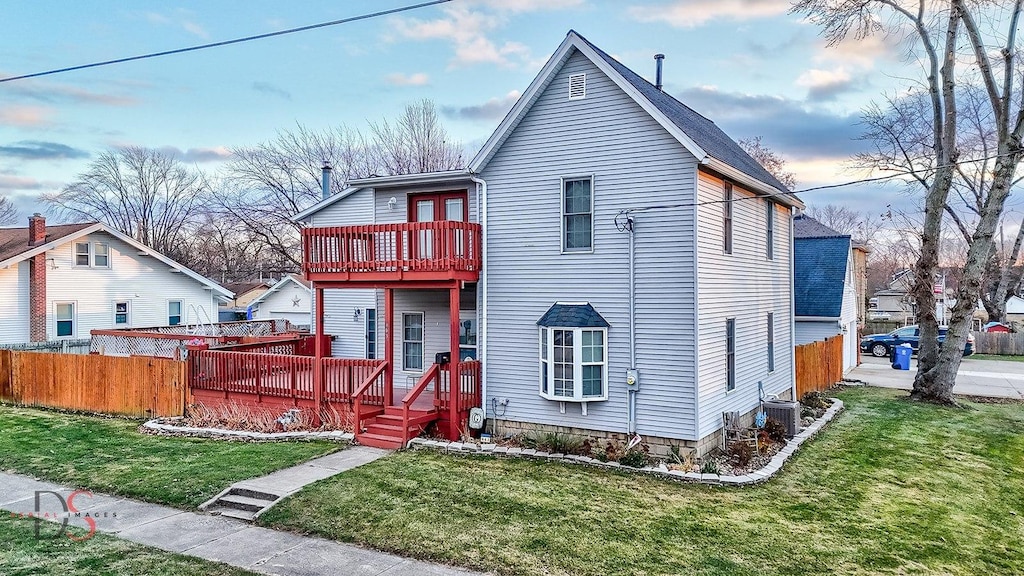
[
  {"left": 0, "top": 0, "right": 452, "bottom": 84},
  {"left": 620, "top": 151, "right": 1022, "bottom": 215}
]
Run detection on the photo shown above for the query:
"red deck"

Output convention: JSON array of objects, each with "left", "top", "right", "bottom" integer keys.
[{"left": 302, "top": 221, "right": 482, "bottom": 284}]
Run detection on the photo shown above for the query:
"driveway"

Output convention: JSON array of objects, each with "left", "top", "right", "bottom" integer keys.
[{"left": 849, "top": 355, "right": 1024, "bottom": 399}]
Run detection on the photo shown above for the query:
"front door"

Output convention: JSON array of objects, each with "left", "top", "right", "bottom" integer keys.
[{"left": 408, "top": 192, "right": 467, "bottom": 259}]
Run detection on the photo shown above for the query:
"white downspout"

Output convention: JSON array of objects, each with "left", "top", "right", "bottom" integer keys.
[
  {"left": 789, "top": 209, "right": 797, "bottom": 401},
  {"left": 470, "top": 175, "right": 488, "bottom": 414}
]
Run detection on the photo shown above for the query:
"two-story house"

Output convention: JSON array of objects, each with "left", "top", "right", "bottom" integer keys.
[
  {"left": 0, "top": 214, "right": 232, "bottom": 345},
  {"left": 294, "top": 31, "right": 803, "bottom": 453}
]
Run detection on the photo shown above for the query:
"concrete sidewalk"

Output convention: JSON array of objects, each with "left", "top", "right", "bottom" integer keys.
[
  {"left": 203, "top": 446, "right": 390, "bottom": 520},
  {"left": 1, "top": 471, "right": 483, "bottom": 576}
]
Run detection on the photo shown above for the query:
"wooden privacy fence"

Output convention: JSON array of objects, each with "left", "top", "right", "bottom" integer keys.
[
  {"left": 795, "top": 335, "right": 844, "bottom": 398},
  {"left": 0, "top": 349, "right": 187, "bottom": 417},
  {"left": 970, "top": 331, "right": 1024, "bottom": 355}
]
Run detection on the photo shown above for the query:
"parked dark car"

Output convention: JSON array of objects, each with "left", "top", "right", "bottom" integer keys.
[{"left": 860, "top": 325, "right": 975, "bottom": 357}]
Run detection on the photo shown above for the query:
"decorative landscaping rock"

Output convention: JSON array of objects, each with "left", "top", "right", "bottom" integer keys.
[{"left": 408, "top": 398, "right": 845, "bottom": 486}]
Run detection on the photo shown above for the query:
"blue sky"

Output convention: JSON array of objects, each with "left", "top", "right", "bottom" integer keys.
[{"left": 0, "top": 0, "right": 918, "bottom": 220}]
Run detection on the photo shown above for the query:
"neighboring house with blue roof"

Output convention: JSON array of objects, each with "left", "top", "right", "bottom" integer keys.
[
  {"left": 793, "top": 215, "right": 859, "bottom": 373},
  {"left": 294, "top": 30, "right": 804, "bottom": 454}
]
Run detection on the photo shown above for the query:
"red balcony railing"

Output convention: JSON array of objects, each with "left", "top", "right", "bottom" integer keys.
[{"left": 302, "top": 221, "right": 482, "bottom": 282}]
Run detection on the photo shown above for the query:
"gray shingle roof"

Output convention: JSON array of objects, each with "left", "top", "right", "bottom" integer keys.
[
  {"left": 574, "top": 31, "right": 791, "bottom": 193},
  {"left": 537, "top": 303, "right": 610, "bottom": 328},
  {"left": 793, "top": 214, "right": 848, "bottom": 239}
]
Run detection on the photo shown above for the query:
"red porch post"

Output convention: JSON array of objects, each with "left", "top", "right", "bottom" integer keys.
[
  {"left": 313, "top": 285, "right": 324, "bottom": 426},
  {"left": 448, "top": 285, "right": 460, "bottom": 440},
  {"left": 384, "top": 287, "right": 394, "bottom": 406}
]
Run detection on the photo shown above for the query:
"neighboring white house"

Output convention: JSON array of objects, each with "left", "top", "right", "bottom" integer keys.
[
  {"left": 248, "top": 274, "right": 312, "bottom": 330},
  {"left": 294, "top": 30, "right": 803, "bottom": 453},
  {"left": 0, "top": 215, "right": 232, "bottom": 345},
  {"left": 792, "top": 215, "right": 860, "bottom": 373}
]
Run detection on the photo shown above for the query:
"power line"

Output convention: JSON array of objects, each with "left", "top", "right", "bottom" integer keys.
[
  {"left": 0, "top": 0, "right": 452, "bottom": 84},
  {"left": 620, "top": 151, "right": 1022, "bottom": 216}
]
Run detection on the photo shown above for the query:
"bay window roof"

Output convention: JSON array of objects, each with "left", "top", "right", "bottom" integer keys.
[{"left": 536, "top": 302, "right": 610, "bottom": 328}]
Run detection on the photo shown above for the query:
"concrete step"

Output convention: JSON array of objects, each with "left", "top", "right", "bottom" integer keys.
[
  {"left": 208, "top": 506, "right": 256, "bottom": 521},
  {"left": 228, "top": 487, "right": 279, "bottom": 502},
  {"left": 356, "top": 432, "right": 405, "bottom": 449},
  {"left": 218, "top": 493, "right": 277, "bottom": 513}
]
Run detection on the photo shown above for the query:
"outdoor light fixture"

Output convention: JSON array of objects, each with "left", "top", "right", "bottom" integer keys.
[
  {"left": 388, "top": 197, "right": 398, "bottom": 210},
  {"left": 353, "top": 308, "right": 362, "bottom": 321}
]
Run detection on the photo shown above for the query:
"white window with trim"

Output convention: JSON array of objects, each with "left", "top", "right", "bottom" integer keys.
[
  {"left": 93, "top": 242, "right": 110, "bottom": 267},
  {"left": 537, "top": 302, "right": 609, "bottom": 402},
  {"left": 402, "top": 312, "right": 424, "bottom": 371},
  {"left": 74, "top": 241, "right": 111, "bottom": 267},
  {"left": 365, "top": 308, "right": 377, "bottom": 360},
  {"left": 55, "top": 302, "right": 76, "bottom": 338},
  {"left": 562, "top": 176, "right": 594, "bottom": 252},
  {"left": 114, "top": 301, "right": 131, "bottom": 326},
  {"left": 459, "top": 314, "right": 477, "bottom": 361},
  {"left": 168, "top": 300, "right": 183, "bottom": 326},
  {"left": 74, "top": 242, "right": 91, "bottom": 266}
]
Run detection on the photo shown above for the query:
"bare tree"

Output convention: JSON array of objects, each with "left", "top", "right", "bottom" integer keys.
[
  {"left": 370, "top": 99, "right": 464, "bottom": 175},
  {"left": 738, "top": 136, "right": 797, "bottom": 190},
  {"left": 0, "top": 195, "right": 17, "bottom": 226},
  {"left": 806, "top": 204, "right": 886, "bottom": 244},
  {"left": 219, "top": 99, "right": 465, "bottom": 269},
  {"left": 42, "top": 147, "right": 207, "bottom": 262},
  {"left": 793, "top": 0, "right": 1024, "bottom": 404}
]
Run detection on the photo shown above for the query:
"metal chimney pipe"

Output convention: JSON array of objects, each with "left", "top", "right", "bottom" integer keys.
[
  {"left": 654, "top": 53, "right": 665, "bottom": 91},
  {"left": 321, "top": 160, "right": 332, "bottom": 200}
]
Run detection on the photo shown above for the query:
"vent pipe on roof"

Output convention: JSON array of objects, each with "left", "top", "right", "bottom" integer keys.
[
  {"left": 654, "top": 53, "right": 665, "bottom": 91},
  {"left": 321, "top": 160, "right": 332, "bottom": 200}
]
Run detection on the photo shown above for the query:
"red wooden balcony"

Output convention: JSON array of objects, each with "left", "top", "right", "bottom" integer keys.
[{"left": 302, "top": 221, "right": 482, "bottom": 284}]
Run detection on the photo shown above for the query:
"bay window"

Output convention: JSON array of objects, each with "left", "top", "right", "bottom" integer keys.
[{"left": 537, "top": 302, "right": 610, "bottom": 402}]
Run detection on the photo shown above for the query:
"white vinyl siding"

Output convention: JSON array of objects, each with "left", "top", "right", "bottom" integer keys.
[
  {"left": 36, "top": 231, "right": 219, "bottom": 341},
  {"left": 0, "top": 264, "right": 29, "bottom": 344},
  {"left": 696, "top": 172, "right": 793, "bottom": 438},
  {"left": 251, "top": 279, "right": 311, "bottom": 329},
  {"left": 481, "top": 49, "right": 699, "bottom": 439}
]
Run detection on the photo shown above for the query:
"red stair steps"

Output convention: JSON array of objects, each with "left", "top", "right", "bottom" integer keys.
[{"left": 355, "top": 406, "right": 439, "bottom": 449}]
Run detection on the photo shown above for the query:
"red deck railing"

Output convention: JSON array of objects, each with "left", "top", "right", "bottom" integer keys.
[
  {"left": 302, "top": 221, "right": 482, "bottom": 282},
  {"left": 353, "top": 362, "right": 389, "bottom": 433}
]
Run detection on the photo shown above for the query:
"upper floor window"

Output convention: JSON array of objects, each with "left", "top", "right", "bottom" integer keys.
[
  {"left": 74, "top": 242, "right": 110, "bottom": 267},
  {"left": 766, "top": 201, "right": 775, "bottom": 260},
  {"left": 562, "top": 177, "right": 593, "bottom": 252},
  {"left": 767, "top": 312, "right": 775, "bottom": 373},
  {"left": 75, "top": 243, "right": 90, "bottom": 266},
  {"left": 724, "top": 182, "right": 733, "bottom": 254}
]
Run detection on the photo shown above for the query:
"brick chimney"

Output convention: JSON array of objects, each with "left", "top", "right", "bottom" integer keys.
[
  {"left": 27, "top": 214, "right": 47, "bottom": 342},
  {"left": 29, "top": 213, "right": 46, "bottom": 245}
]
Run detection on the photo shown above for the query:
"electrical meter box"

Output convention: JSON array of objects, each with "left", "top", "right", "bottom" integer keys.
[{"left": 625, "top": 369, "right": 640, "bottom": 391}]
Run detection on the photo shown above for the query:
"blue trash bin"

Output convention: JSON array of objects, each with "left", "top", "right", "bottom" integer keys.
[{"left": 892, "top": 344, "right": 912, "bottom": 370}]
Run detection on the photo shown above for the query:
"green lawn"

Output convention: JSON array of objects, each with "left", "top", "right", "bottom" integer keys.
[
  {"left": 0, "top": 516, "right": 256, "bottom": 576},
  {"left": 260, "top": 387, "right": 1024, "bottom": 576},
  {"left": 967, "top": 354, "right": 1024, "bottom": 362},
  {"left": 0, "top": 405, "right": 340, "bottom": 507}
]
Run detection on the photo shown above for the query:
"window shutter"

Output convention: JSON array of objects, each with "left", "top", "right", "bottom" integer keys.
[{"left": 568, "top": 73, "right": 586, "bottom": 99}]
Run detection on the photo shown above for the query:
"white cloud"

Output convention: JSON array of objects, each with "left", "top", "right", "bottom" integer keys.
[
  {"left": 0, "top": 106, "right": 53, "bottom": 128},
  {"left": 627, "top": 0, "right": 791, "bottom": 28},
  {"left": 391, "top": 5, "right": 541, "bottom": 69},
  {"left": 385, "top": 72, "right": 431, "bottom": 87},
  {"left": 796, "top": 68, "right": 859, "bottom": 100}
]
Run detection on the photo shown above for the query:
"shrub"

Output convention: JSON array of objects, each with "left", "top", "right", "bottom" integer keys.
[
  {"left": 619, "top": 445, "right": 650, "bottom": 468},
  {"left": 594, "top": 439, "right": 624, "bottom": 462},
  {"left": 763, "top": 417, "right": 787, "bottom": 442},
  {"left": 700, "top": 458, "right": 721, "bottom": 475},
  {"left": 801, "top": 390, "right": 831, "bottom": 410},
  {"left": 727, "top": 441, "right": 755, "bottom": 467}
]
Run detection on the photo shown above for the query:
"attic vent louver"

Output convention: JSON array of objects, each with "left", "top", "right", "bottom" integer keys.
[{"left": 568, "top": 73, "right": 586, "bottom": 99}]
